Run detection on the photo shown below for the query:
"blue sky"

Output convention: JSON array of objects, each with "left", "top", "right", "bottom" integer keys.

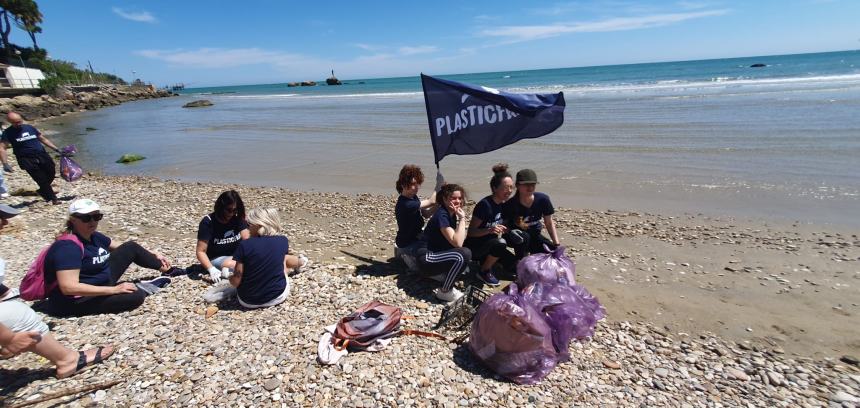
[{"left": 13, "top": 0, "right": 860, "bottom": 87}]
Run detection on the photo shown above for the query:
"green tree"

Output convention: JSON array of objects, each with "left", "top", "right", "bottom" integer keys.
[{"left": 0, "top": 0, "right": 43, "bottom": 59}]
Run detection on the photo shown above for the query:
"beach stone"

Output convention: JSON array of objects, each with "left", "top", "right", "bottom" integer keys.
[
  {"left": 832, "top": 391, "right": 859, "bottom": 403},
  {"left": 727, "top": 368, "right": 750, "bottom": 381},
  {"left": 840, "top": 355, "right": 859, "bottom": 366},
  {"left": 655, "top": 368, "right": 669, "bottom": 378},
  {"left": 182, "top": 99, "right": 213, "bottom": 108},
  {"left": 603, "top": 359, "right": 621, "bottom": 369},
  {"left": 263, "top": 378, "right": 281, "bottom": 391}
]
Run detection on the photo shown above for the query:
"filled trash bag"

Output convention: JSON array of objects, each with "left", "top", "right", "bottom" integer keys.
[
  {"left": 468, "top": 283, "right": 558, "bottom": 385},
  {"left": 533, "top": 282, "right": 606, "bottom": 362},
  {"left": 516, "top": 246, "right": 576, "bottom": 288},
  {"left": 59, "top": 155, "right": 83, "bottom": 182}
]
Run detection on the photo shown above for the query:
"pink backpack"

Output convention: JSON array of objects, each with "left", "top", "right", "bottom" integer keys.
[{"left": 19, "top": 234, "right": 84, "bottom": 301}]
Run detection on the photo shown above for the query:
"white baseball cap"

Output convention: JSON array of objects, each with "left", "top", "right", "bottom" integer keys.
[{"left": 68, "top": 199, "right": 100, "bottom": 215}]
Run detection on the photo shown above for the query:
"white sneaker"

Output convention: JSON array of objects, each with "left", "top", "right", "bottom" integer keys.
[{"left": 434, "top": 287, "right": 463, "bottom": 303}]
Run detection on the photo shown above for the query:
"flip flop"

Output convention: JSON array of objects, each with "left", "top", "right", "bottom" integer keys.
[{"left": 57, "top": 345, "right": 115, "bottom": 379}]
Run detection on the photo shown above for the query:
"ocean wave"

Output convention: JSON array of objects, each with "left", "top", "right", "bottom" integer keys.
[{"left": 222, "top": 91, "right": 424, "bottom": 100}]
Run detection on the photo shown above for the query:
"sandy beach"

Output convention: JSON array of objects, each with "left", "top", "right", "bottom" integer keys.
[{"left": 0, "top": 166, "right": 857, "bottom": 406}]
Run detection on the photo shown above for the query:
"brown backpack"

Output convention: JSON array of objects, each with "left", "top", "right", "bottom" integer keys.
[{"left": 332, "top": 300, "right": 446, "bottom": 351}]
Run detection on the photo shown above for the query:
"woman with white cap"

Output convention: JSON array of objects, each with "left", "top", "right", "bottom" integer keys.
[{"left": 42, "top": 199, "right": 180, "bottom": 316}]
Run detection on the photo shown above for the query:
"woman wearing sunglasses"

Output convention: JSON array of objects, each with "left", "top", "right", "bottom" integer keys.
[
  {"left": 42, "top": 199, "right": 179, "bottom": 316},
  {"left": 196, "top": 190, "right": 250, "bottom": 283}
]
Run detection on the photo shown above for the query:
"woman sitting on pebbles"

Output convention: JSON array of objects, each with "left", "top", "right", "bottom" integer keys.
[
  {"left": 196, "top": 190, "right": 250, "bottom": 283},
  {"left": 394, "top": 164, "right": 439, "bottom": 270},
  {"left": 417, "top": 184, "right": 472, "bottom": 302},
  {"left": 43, "top": 199, "right": 181, "bottom": 317},
  {"left": 465, "top": 164, "right": 517, "bottom": 286},
  {"left": 504, "top": 169, "right": 560, "bottom": 258},
  {"left": 229, "top": 208, "right": 308, "bottom": 309}
]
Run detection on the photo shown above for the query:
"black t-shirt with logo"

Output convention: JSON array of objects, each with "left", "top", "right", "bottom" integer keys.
[
  {"left": 1, "top": 124, "right": 45, "bottom": 156},
  {"left": 504, "top": 192, "right": 555, "bottom": 232},
  {"left": 45, "top": 231, "right": 113, "bottom": 290},
  {"left": 197, "top": 213, "right": 249, "bottom": 259},
  {"left": 395, "top": 195, "right": 425, "bottom": 248}
]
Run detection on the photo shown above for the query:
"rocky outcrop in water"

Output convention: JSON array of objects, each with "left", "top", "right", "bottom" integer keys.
[
  {"left": 182, "top": 99, "right": 213, "bottom": 108},
  {"left": 0, "top": 85, "right": 175, "bottom": 122}
]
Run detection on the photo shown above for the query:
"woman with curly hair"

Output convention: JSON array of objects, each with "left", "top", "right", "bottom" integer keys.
[{"left": 417, "top": 183, "right": 472, "bottom": 302}]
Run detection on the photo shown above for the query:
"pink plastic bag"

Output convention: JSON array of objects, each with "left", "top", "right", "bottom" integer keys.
[
  {"left": 468, "top": 283, "right": 558, "bottom": 384},
  {"left": 534, "top": 283, "right": 606, "bottom": 362},
  {"left": 516, "top": 246, "right": 576, "bottom": 288}
]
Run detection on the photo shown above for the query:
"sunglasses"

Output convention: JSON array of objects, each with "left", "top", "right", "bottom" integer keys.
[{"left": 73, "top": 213, "right": 104, "bottom": 222}]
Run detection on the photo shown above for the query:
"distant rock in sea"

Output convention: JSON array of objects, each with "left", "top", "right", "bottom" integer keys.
[
  {"left": 116, "top": 154, "right": 146, "bottom": 163},
  {"left": 326, "top": 69, "right": 342, "bottom": 85},
  {"left": 750, "top": 63, "right": 767, "bottom": 68},
  {"left": 183, "top": 100, "right": 213, "bottom": 108},
  {"left": 301, "top": 81, "right": 317, "bottom": 87},
  {"left": 287, "top": 82, "right": 300, "bottom": 87}
]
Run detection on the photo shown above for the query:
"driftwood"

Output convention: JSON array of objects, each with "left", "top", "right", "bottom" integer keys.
[{"left": 9, "top": 379, "right": 123, "bottom": 408}]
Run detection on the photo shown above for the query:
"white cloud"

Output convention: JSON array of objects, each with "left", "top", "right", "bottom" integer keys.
[
  {"left": 135, "top": 48, "right": 314, "bottom": 69},
  {"left": 676, "top": 1, "right": 712, "bottom": 9},
  {"left": 112, "top": 7, "right": 157, "bottom": 23},
  {"left": 480, "top": 9, "right": 729, "bottom": 43},
  {"left": 398, "top": 45, "right": 438, "bottom": 56}
]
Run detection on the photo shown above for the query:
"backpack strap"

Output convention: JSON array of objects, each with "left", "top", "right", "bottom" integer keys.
[
  {"left": 57, "top": 233, "right": 85, "bottom": 258},
  {"left": 398, "top": 329, "right": 447, "bottom": 341}
]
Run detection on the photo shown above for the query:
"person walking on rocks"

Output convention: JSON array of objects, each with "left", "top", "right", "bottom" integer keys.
[
  {"left": 0, "top": 112, "right": 62, "bottom": 204},
  {"left": 197, "top": 190, "right": 250, "bottom": 283},
  {"left": 465, "top": 164, "right": 517, "bottom": 286},
  {"left": 416, "top": 183, "right": 472, "bottom": 303},
  {"left": 229, "top": 208, "right": 308, "bottom": 309},
  {"left": 43, "top": 199, "right": 181, "bottom": 317},
  {"left": 0, "top": 300, "right": 115, "bottom": 378},
  {"left": 503, "top": 169, "right": 560, "bottom": 258},
  {"left": 394, "top": 164, "right": 441, "bottom": 270}
]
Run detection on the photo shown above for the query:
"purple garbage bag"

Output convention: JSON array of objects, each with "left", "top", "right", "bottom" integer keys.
[
  {"left": 516, "top": 246, "right": 576, "bottom": 288},
  {"left": 60, "top": 156, "right": 83, "bottom": 182},
  {"left": 536, "top": 283, "right": 606, "bottom": 362},
  {"left": 59, "top": 145, "right": 77, "bottom": 157},
  {"left": 468, "top": 283, "right": 558, "bottom": 385}
]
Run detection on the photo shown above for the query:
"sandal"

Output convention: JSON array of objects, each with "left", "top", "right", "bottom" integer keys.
[{"left": 57, "top": 345, "right": 115, "bottom": 379}]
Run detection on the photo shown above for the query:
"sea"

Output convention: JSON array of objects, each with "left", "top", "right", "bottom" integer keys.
[{"left": 42, "top": 50, "right": 860, "bottom": 227}]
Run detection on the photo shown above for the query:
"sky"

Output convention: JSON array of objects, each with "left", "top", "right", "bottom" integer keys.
[{"left": 13, "top": 0, "right": 860, "bottom": 87}]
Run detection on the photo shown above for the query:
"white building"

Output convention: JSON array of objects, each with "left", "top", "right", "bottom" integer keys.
[{"left": 0, "top": 63, "right": 45, "bottom": 88}]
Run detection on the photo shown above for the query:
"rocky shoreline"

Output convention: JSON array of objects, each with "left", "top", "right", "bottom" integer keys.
[
  {"left": 0, "top": 169, "right": 858, "bottom": 406},
  {"left": 0, "top": 85, "right": 175, "bottom": 122}
]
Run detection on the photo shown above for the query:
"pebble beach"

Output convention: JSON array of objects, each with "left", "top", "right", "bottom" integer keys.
[{"left": 0, "top": 166, "right": 858, "bottom": 407}]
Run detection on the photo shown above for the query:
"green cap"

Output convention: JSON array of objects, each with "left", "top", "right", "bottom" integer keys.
[{"left": 515, "top": 169, "right": 538, "bottom": 184}]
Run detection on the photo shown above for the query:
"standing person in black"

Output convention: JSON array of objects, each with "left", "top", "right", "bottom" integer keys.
[
  {"left": 504, "top": 169, "right": 561, "bottom": 259},
  {"left": 465, "top": 164, "right": 517, "bottom": 286},
  {"left": 0, "top": 112, "right": 62, "bottom": 205}
]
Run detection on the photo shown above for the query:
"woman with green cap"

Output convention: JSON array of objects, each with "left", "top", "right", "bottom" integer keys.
[{"left": 503, "top": 168, "right": 560, "bottom": 258}]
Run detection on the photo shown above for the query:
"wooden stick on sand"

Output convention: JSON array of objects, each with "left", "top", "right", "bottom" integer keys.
[{"left": 8, "top": 379, "right": 123, "bottom": 408}]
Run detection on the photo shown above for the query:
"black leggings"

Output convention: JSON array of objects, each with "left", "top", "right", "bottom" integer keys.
[
  {"left": 416, "top": 247, "right": 471, "bottom": 292},
  {"left": 465, "top": 236, "right": 516, "bottom": 271},
  {"left": 49, "top": 241, "right": 163, "bottom": 317},
  {"left": 505, "top": 229, "right": 557, "bottom": 259},
  {"left": 17, "top": 152, "right": 57, "bottom": 202}
]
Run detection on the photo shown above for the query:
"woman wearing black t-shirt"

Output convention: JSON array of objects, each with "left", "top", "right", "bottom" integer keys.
[
  {"left": 44, "top": 199, "right": 180, "bottom": 317},
  {"left": 196, "top": 190, "right": 250, "bottom": 283},
  {"left": 229, "top": 208, "right": 308, "bottom": 309},
  {"left": 417, "top": 184, "right": 472, "bottom": 303},
  {"left": 393, "top": 165, "right": 439, "bottom": 270},
  {"left": 465, "top": 164, "right": 517, "bottom": 286},
  {"left": 504, "top": 169, "right": 561, "bottom": 258}
]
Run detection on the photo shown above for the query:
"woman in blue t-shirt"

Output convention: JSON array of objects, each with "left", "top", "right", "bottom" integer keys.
[
  {"left": 229, "top": 208, "right": 308, "bottom": 309},
  {"left": 465, "top": 164, "right": 517, "bottom": 286},
  {"left": 44, "top": 199, "right": 180, "bottom": 317},
  {"left": 393, "top": 165, "right": 440, "bottom": 269},
  {"left": 196, "top": 190, "right": 250, "bottom": 283},
  {"left": 504, "top": 169, "right": 561, "bottom": 258},
  {"left": 416, "top": 184, "right": 472, "bottom": 303}
]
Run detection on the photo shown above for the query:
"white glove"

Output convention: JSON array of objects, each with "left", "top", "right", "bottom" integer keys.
[
  {"left": 221, "top": 267, "right": 232, "bottom": 279},
  {"left": 207, "top": 266, "right": 221, "bottom": 283},
  {"left": 435, "top": 169, "right": 445, "bottom": 192}
]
